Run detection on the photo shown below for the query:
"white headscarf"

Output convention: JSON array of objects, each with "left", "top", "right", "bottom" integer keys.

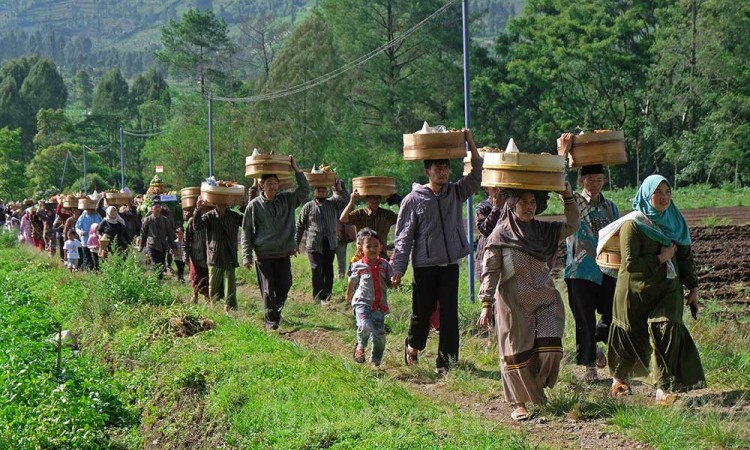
[{"left": 105, "top": 206, "right": 125, "bottom": 225}]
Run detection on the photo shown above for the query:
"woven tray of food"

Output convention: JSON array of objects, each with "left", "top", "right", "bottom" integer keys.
[
  {"left": 200, "top": 181, "right": 246, "bottom": 206},
  {"left": 245, "top": 151, "right": 292, "bottom": 178},
  {"left": 104, "top": 192, "right": 133, "bottom": 206},
  {"left": 352, "top": 176, "right": 396, "bottom": 197},
  {"left": 568, "top": 130, "right": 627, "bottom": 168}
]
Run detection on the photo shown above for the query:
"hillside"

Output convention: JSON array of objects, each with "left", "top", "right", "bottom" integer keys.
[{"left": 0, "top": 0, "right": 522, "bottom": 77}]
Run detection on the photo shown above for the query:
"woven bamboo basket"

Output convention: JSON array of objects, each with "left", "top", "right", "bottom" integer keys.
[
  {"left": 484, "top": 152, "right": 566, "bottom": 172},
  {"left": 304, "top": 171, "right": 336, "bottom": 188},
  {"left": 462, "top": 151, "right": 486, "bottom": 175},
  {"left": 403, "top": 131, "right": 466, "bottom": 161},
  {"left": 180, "top": 187, "right": 200, "bottom": 210},
  {"left": 62, "top": 195, "right": 78, "bottom": 208},
  {"left": 481, "top": 152, "right": 566, "bottom": 191},
  {"left": 98, "top": 235, "right": 111, "bottom": 255},
  {"left": 352, "top": 176, "right": 396, "bottom": 198},
  {"left": 481, "top": 169, "right": 566, "bottom": 191},
  {"left": 596, "top": 234, "right": 621, "bottom": 270},
  {"left": 245, "top": 154, "right": 292, "bottom": 178},
  {"left": 104, "top": 192, "right": 133, "bottom": 206},
  {"left": 569, "top": 131, "right": 628, "bottom": 168},
  {"left": 200, "top": 183, "right": 246, "bottom": 206},
  {"left": 78, "top": 198, "right": 97, "bottom": 210}
]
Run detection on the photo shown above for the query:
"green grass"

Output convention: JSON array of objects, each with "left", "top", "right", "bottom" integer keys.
[
  {"left": 538, "top": 184, "right": 750, "bottom": 215},
  {"left": 2, "top": 238, "right": 749, "bottom": 449}
]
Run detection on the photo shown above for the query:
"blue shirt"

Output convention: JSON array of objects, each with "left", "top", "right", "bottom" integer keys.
[
  {"left": 75, "top": 211, "right": 103, "bottom": 243},
  {"left": 564, "top": 191, "right": 619, "bottom": 283}
]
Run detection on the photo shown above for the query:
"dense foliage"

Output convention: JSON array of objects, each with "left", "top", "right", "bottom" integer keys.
[{"left": 0, "top": 0, "right": 748, "bottom": 200}]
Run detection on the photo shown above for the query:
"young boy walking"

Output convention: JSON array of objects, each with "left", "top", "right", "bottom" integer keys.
[
  {"left": 64, "top": 230, "right": 82, "bottom": 273},
  {"left": 346, "top": 228, "right": 393, "bottom": 367}
]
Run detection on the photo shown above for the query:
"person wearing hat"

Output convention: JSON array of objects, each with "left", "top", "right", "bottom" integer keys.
[
  {"left": 138, "top": 197, "right": 176, "bottom": 280},
  {"left": 558, "top": 132, "right": 620, "bottom": 382}
]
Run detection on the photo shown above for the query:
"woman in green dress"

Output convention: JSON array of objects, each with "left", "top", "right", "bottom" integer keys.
[{"left": 607, "top": 175, "right": 705, "bottom": 402}]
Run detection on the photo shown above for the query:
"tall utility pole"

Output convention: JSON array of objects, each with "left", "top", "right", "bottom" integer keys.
[
  {"left": 462, "top": 0, "right": 475, "bottom": 301},
  {"left": 82, "top": 144, "right": 88, "bottom": 194},
  {"left": 208, "top": 95, "right": 214, "bottom": 177},
  {"left": 120, "top": 127, "right": 125, "bottom": 189}
]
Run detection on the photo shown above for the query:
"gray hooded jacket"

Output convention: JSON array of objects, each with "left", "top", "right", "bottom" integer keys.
[{"left": 392, "top": 158, "right": 482, "bottom": 273}]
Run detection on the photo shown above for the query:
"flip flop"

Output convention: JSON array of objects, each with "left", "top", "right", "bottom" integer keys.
[
  {"left": 656, "top": 389, "right": 680, "bottom": 405},
  {"left": 404, "top": 337, "right": 418, "bottom": 365},
  {"left": 511, "top": 407, "right": 530, "bottom": 422},
  {"left": 353, "top": 344, "right": 365, "bottom": 364},
  {"left": 610, "top": 380, "right": 632, "bottom": 397},
  {"left": 596, "top": 346, "right": 607, "bottom": 369}
]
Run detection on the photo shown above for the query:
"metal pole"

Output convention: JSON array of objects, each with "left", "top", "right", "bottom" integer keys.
[
  {"left": 83, "top": 144, "right": 88, "bottom": 194},
  {"left": 462, "top": 0, "right": 475, "bottom": 302},
  {"left": 59, "top": 152, "right": 69, "bottom": 191},
  {"left": 208, "top": 95, "right": 214, "bottom": 178},
  {"left": 120, "top": 127, "right": 125, "bottom": 189}
]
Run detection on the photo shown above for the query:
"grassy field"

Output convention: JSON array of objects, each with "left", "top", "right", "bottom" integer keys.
[
  {"left": 1, "top": 230, "right": 749, "bottom": 449},
  {"left": 534, "top": 183, "right": 749, "bottom": 216}
]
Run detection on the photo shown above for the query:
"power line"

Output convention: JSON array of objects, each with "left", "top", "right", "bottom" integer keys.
[
  {"left": 211, "top": 0, "right": 459, "bottom": 104},
  {"left": 122, "top": 129, "right": 165, "bottom": 138}
]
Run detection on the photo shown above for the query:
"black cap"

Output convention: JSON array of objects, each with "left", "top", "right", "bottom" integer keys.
[
  {"left": 151, "top": 195, "right": 162, "bottom": 205},
  {"left": 580, "top": 164, "right": 605, "bottom": 176}
]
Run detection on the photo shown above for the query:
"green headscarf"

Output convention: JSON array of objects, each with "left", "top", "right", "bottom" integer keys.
[{"left": 631, "top": 175, "right": 692, "bottom": 246}]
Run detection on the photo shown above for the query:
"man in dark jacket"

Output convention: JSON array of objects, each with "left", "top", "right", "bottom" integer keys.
[
  {"left": 392, "top": 129, "right": 483, "bottom": 374},
  {"left": 242, "top": 156, "right": 309, "bottom": 329},
  {"left": 194, "top": 196, "right": 243, "bottom": 312},
  {"left": 138, "top": 198, "right": 176, "bottom": 280}
]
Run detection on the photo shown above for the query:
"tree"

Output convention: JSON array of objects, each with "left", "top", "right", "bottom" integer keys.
[
  {"left": 72, "top": 70, "right": 94, "bottom": 108},
  {"left": 156, "top": 8, "right": 236, "bottom": 95},
  {"left": 322, "top": 0, "right": 464, "bottom": 146},
  {"left": 0, "top": 127, "right": 27, "bottom": 199},
  {"left": 237, "top": 14, "right": 291, "bottom": 79},
  {"left": 33, "top": 109, "right": 74, "bottom": 149},
  {"left": 92, "top": 68, "right": 131, "bottom": 117},
  {"left": 19, "top": 58, "right": 68, "bottom": 113},
  {"left": 26, "top": 143, "right": 79, "bottom": 194}
]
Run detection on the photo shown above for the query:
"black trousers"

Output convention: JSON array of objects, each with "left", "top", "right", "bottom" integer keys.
[
  {"left": 57, "top": 236, "right": 65, "bottom": 261},
  {"left": 82, "top": 247, "right": 95, "bottom": 271},
  {"left": 408, "top": 264, "right": 460, "bottom": 370},
  {"left": 255, "top": 257, "right": 293, "bottom": 326},
  {"left": 150, "top": 248, "right": 167, "bottom": 280},
  {"left": 307, "top": 240, "right": 335, "bottom": 302},
  {"left": 566, "top": 276, "right": 615, "bottom": 366},
  {"left": 175, "top": 260, "right": 185, "bottom": 280}
]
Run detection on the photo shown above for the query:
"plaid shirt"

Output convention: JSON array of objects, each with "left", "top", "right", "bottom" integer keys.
[
  {"left": 347, "top": 206, "right": 398, "bottom": 257},
  {"left": 193, "top": 208, "right": 243, "bottom": 269},
  {"left": 296, "top": 188, "right": 350, "bottom": 253}
]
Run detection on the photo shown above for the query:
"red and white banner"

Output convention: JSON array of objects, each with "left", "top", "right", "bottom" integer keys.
[{"left": 155, "top": 165, "right": 163, "bottom": 173}]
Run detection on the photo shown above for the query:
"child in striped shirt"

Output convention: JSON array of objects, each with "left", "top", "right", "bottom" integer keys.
[
  {"left": 173, "top": 227, "right": 186, "bottom": 282},
  {"left": 346, "top": 228, "right": 393, "bottom": 367}
]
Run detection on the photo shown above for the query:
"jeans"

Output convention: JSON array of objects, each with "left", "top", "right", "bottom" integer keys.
[{"left": 353, "top": 304, "right": 386, "bottom": 363}]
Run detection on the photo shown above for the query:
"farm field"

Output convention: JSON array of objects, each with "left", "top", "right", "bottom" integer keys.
[{"left": 1, "top": 215, "right": 749, "bottom": 449}]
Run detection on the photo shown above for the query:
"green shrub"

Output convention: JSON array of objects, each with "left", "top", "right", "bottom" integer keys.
[{"left": 90, "top": 251, "right": 173, "bottom": 308}]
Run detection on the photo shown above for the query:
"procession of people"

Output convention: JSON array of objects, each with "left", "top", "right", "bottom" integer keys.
[{"left": 2, "top": 127, "right": 706, "bottom": 423}]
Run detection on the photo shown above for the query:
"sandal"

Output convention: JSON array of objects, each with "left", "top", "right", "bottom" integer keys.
[
  {"left": 353, "top": 345, "right": 365, "bottom": 364},
  {"left": 596, "top": 346, "right": 607, "bottom": 369},
  {"left": 610, "top": 379, "right": 632, "bottom": 397},
  {"left": 404, "top": 338, "right": 418, "bottom": 365},
  {"left": 583, "top": 366, "right": 598, "bottom": 382},
  {"left": 655, "top": 389, "right": 679, "bottom": 405},
  {"left": 511, "top": 406, "right": 530, "bottom": 422}
]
